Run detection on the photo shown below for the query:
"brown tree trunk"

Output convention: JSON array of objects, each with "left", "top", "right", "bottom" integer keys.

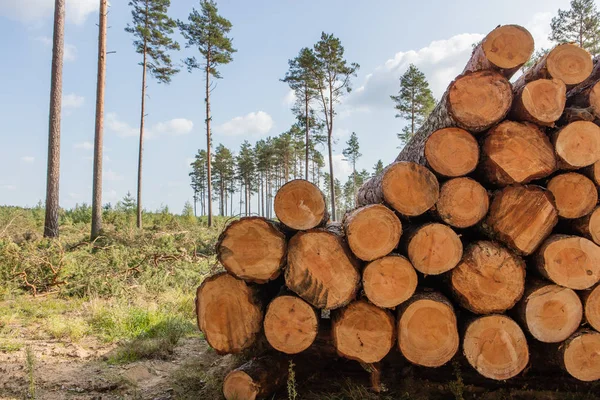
[
  {"left": 274, "top": 179, "right": 328, "bottom": 230},
  {"left": 362, "top": 254, "right": 417, "bottom": 309},
  {"left": 510, "top": 79, "right": 566, "bottom": 127},
  {"left": 44, "top": 0, "right": 66, "bottom": 238},
  {"left": 424, "top": 127, "right": 479, "bottom": 178},
  {"left": 552, "top": 121, "right": 600, "bottom": 169},
  {"left": 405, "top": 223, "right": 463, "bottom": 275},
  {"left": 328, "top": 132, "right": 336, "bottom": 221},
  {"left": 434, "top": 177, "right": 489, "bottom": 228},
  {"left": 305, "top": 89, "right": 310, "bottom": 181},
  {"left": 547, "top": 172, "right": 598, "bottom": 219},
  {"left": 206, "top": 54, "right": 213, "bottom": 227},
  {"left": 136, "top": 36, "right": 147, "bottom": 230},
  {"left": 559, "top": 330, "right": 600, "bottom": 382},
  {"left": 223, "top": 355, "right": 289, "bottom": 400}
]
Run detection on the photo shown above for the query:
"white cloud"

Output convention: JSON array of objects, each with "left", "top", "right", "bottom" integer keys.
[
  {"left": 107, "top": 113, "right": 138, "bottom": 138},
  {"left": 75, "top": 141, "right": 93, "bottom": 150},
  {"left": 35, "top": 36, "right": 77, "bottom": 62},
  {"left": 63, "top": 93, "right": 84, "bottom": 109},
  {"left": 107, "top": 113, "right": 194, "bottom": 139},
  {"left": 21, "top": 156, "right": 35, "bottom": 163},
  {"left": 213, "top": 111, "right": 274, "bottom": 136},
  {"left": 283, "top": 90, "right": 296, "bottom": 107},
  {"left": 325, "top": 153, "right": 354, "bottom": 183},
  {"left": 153, "top": 118, "right": 194, "bottom": 136},
  {"left": 104, "top": 169, "right": 124, "bottom": 182},
  {"left": 1, "top": 185, "right": 16, "bottom": 191},
  {"left": 1, "top": 0, "right": 98, "bottom": 25}
]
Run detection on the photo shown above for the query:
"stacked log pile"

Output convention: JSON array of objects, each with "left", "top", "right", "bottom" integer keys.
[{"left": 196, "top": 25, "right": 600, "bottom": 399}]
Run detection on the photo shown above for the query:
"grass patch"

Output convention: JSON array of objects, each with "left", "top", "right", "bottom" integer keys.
[
  {"left": 25, "top": 345, "right": 36, "bottom": 399},
  {"left": 0, "top": 340, "right": 23, "bottom": 352},
  {"left": 45, "top": 315, "right": 90, "bottom": 341}
]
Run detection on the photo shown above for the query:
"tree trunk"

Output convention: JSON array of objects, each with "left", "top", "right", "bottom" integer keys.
[
  {"left": 136, "top": 38, "right": 147, "bottom": 230},
  {"left": 223, "top": 355, "right": 289, "bottom": 400},
  {"left": 406, "top": 223, "right": 463, "bottom": 275},
  {"left": 463, "top": 315, "right": 529, "bottom": 380},
  {"left": 510, "top": 79, "right": 566, "bottom": 127},
  {"left": 569, "top": 206, "right": 600, "bottom": 245},
  {"left": 424, "top": 127, "right": 479, "bottom": 178},
  {"left": 195, "top": 272, "right": 263, "bottom": 354},
  {"left": 535, "top": 234, "right": 600, "bottom": 290},
  {"left": 552, "top": 121, "right": 600, "bottom": 169},
  {"left": 559, "top": 330, "right": 600, "bottom": 382},
  {"left": 274, "top": 179, "right": 328, "bottom": 230},
  {"left": 582, "top": 284, "right": 600, "bottom": 332},
  {"left": 566, "top": 57, "right": 600, "bottom": 119},
  {"left": 264, "top": 294, "right": 319, "bottom": 354},
  {"left": 362, "top": 254, "right": 417, "bottom": 309},
  {"left": 305, "top": 89, "right": 310, "bottom": 181},
  {"left": 327, "top": 132, "right": 336, "bottom": 221},
  {"left": 216, "top": 217, "right": 287, "bottom": 283},
  {"left": 450, "top": 241, "right": 526, "bottom": 314},
  {"left": 91, "top": 0, "right": 107, "bottom": 240},
  {"left": 481, "top": 185, "right": 558, "bottom": 255},
  {"left": 397, "top": 291, "right": 459, "bottom": 367},
  {"left": 43, "top": 0, "right": 66, "bottom": 239},
  {"left": 332, "top": 300, "right": 395, "bottom": 364},
  {"left": 342, "top": 204, "right": 402, "bottom": 262},
  {"left": 547, "top": 172, "right": 598, "bottom": 219},
  {"left": 206, "top": 54, "right": 213, "bottom": 227},
  {"left": 434, "top": 177, "right": 489, "bottom": 229}
]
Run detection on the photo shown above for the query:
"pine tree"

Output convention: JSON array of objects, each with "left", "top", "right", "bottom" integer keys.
[
  {"left": 237, "top": 141, "right": 255, "bottom": 216},
  {"left": 126, "top": 0, "right": 180, "bottom": 229},
  {"left": 342, "top": 132, "right": 362, "bottom": 207},
  {"left": 391, "top": 64, "right": 435, "bottom": 146},
  {"left": 373, "top": 160, "right": 384, "bottom": 176},
  {"left": 190, "top": 150, "right": 208, "bottom": 215},
  {"left": 178, "top": 0, "right": 236, "bottom": 227},
  {"left": 550, "top": 0, "right": 600, "bottom": 55},
  {"left": 343, "top": 169, "right": 370, "bottom": 213},
  {"left": 311, "top": 32, "right": 359, "bottom": 221},
  {"left": 212, "top": 144, "right": 235, "bottom": 216}
]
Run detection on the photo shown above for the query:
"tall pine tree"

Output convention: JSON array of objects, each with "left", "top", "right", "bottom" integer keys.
[
  {"left": 190, "top": 150, "right": 208, "bottom": 216},
  {"left": 550, "top": 0, "right": 600, "bottom": 55},
  {"left": 126, "top": 0, "right": 180, "bottom": 229},
  {"left": 212, "top": 144, "right": 235, "bottom": 216},
  {"left": 373, "top": 160, "right": 384, "bottom": 176},
  {"left": 391, "top": 64, "right": 435, "bottom": 145},
  {"left": 178, "top": 0, "right": 236, "bottom": 227},
  {"left": 342, "top": 132, "right": 361, "bottom": 207}
]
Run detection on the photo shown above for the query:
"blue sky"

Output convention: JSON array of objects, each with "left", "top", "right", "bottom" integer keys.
[{"left": 0, "top": 0, "right": 570, "bottom": 213}]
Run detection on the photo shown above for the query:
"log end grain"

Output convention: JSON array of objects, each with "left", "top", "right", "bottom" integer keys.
[
  {"left": 547, "top": 44, "right": 593, "bottom": 86},
  {"left": 436, "top": 177, "right": 489, "bottom": 228},
  {"left": 344, "top": 204, "right": 402, "bottom": 261},
  {"left": 554, "top": 121, "right": 600, "bottom": 169},
  {"left": 264, "top": 295, "right": 319, "bottom": 354},
  {"left": 572, "top": 207, "right": 600, "bottom": 245},
  {"left": 407, "top": 223, "right": 463, "bottom": 275},
  {"left": 584, "top": 285, "right": 600, "bottom": 332},
  {"left": 424, "top": 128, "right": 479, "bottom": 177},
  {"left": 362, "top": 255, "right": 417, "bottom": 309},
  {"left": 223, "top": 371, "right": 258, "bottom": 400},
  {"left": 274, "top": 179, "right": 328, "bottom": 230},
  {"left": 482, "top": 25, "right": 534, "bottom": 70},
  {"left": 561, "top": 330, "right": 600, "bottom": 382},
  {"left": 382, "top": 162, "right": 440, "bottom": 216},
  {"left": 223, "top": 356, "right": 288, "bottom": 400},
  {"left": 516, "top": 79, "right": 566, "bottom": 125},
  {"left": 547, "top": 173, "right": 598, "bottom": 219}
]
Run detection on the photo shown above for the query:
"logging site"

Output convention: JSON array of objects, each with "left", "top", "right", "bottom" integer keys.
[{"left": 4, "top": 0, "right": 600, "bottom": 399}]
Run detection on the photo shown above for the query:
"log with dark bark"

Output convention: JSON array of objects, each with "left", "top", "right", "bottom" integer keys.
[
  {"left": 285, "top": 225, "right": 360, "bottom": 309},
  {"left": 450, "top": 241, "right": 525, "bottom": 314},
  {"left": 342, "top": 204, "right": 402, "bottom": 261},
  {"left": 479, "top": 121, "right": 556, "bottom": 186},
  {"left": 547, "top": 173, "right": 598, "bottom": 219},
  {"left": 216, "top": 217, "right": 287, "bottom": 283},
  {"left": 559, "top": 106, "right": 596, "bottom": 124},
  {"left": 510, "top": 79, "right": 566, "bottom": 126},
  {"left": 582, "top": 284, "right": 600, "bottom": 332},
  {"left": 196, "top": 272, "right": 263, "bottom": 354},
  {"left": 356, "top": 161, "right": 439, "bottom": 217},
  {"left": 332, "top": 300, "right": 395, "bottom": 364},
  {"left": 263, "top": 294, "right": 319, "bottom": 354},
  {"left": 570, "top": 206, "right": 600, "bottom": 245},
  {"left": 559, "top": 330, "right": 600, "bottom": 382},
  {"left": 434, "top": 177, "right": 489, "bottom": 228},
  {"left": 223, "top": 355, "right": 289, "bottom": 400},
  {"left": 552, "top": 121, "right": 600, "bottom": 170},
  {"left": 362, "top": 254, "right": 418, "bottom": 309},
  {"left": 535, "top": 234, "right": 600, "bottom": 290},
  {"left": 566, "top": 57, "right": 600, "bottom": 119},
  {"left": 274, "top": 179, "right": 328, "bottom": 230},
  {"left": 424, "top": 127, "right": 479, "bottom": 178},
  {"left": 406, "top": 223, "right": 463, "bottom": 275},
  {"left": 514, "top": 281, "right": 582, "bottom": 343},
  {"left": 397, "top": 291, "right": 459, "bottom": 367},
  {"left": 482, "top": 185, "right": 558, "bottom": 255}
]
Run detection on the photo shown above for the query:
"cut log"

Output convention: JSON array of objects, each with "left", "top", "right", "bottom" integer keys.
[
  {"left": 547, "top": 173, "right": 598, "bottom": 219},
  {"left": 450, "top": 241, "right": 525, "bottom": 314},
  {"left": 535, "top": 234, "right": 600, "bottom": 290},
  {"left": 566, "top": 57, "right": 600, "bottom": 119},
  {"left": 264, "top": 294, "right": 319, "bottom": 354},
  {"left": 196, "top": 272, "right": 263, "bottom": 354},
  {"left": 482, "top": 185, "right": 558, "bottom": 255},
  {"left": 343, "top": 204, "right": 402, "bottom": 261},
  {"left": 511, "top": 79, "right": 566, "bottom": 126},
  {"left": 397, "top": 292, "right": 459, "bottom": 367},
  {"left": 463, "top": 25, "right": 534, "bottom": 78},
  {"left": 356, "top": 161, "right": 439, "bottom": 217},
  {"left": 479, "top": 121, "right": 556, "bottom": 186},
  {"left": 274, "top": 179, "right": 328, "bottom": 230},
  {"left": 223, "top": 355, "right": 288, "bottom": 400},
  {"left": 434, "top": 177, "right": 489, "bottom": 228},
  {"left": 362, "top": 255, "right": 418, "bottom": 309},
  {"left": 515, "top": 282, "right": 582, "bottom": 343},
  {"left": 285, "top": 225, "right": 360, "bottom": 309},
  {"left": 584, "top": 160, "right": 600, "bottom": 186},
  {"left": 570, "top": 206, "right": 600, "bottom": 245},
  {"left": 424, "top": 127, "right": 479, "bottom": 178},
  {"left": 582, "top": 284, "right": 600, "bottom": 332},
  {"left": 463, "top": 315, "right": 529, "bottom": 380},
  {"left": 216, "top": 217, "right": 287, "bottom": 283},
  {"left": 552, "top": 121, "right": 600, "bottom": 169},
  {"left": 332, "top": 300, "right": 395, "bottom": 363},
  {"left": 406, "top": 223, "right": 463, "bottom": 275},
  {"left": 513, "top": 43, "right": 593, "bottom": 87},
  {"left": 559, "top": 330, "right": 600, "bottom": 382}
]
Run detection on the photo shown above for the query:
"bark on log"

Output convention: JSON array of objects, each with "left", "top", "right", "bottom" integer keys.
[
  {"left": 510, "top": 78, "right": 566, "bottom": 127},
  {"left": 559, "top": 330, "right": 600, "bottom": 382},
  {"left": 558, "top": 106, "right": 596, "bottom": 124},
  {"left": 552, "top": 121, "right": 600, "bottom": 169},
  {"left": 424, "top": 127, "right": 479, "bottom": 178},
  {"left": 274, "top": 179, "right": 329, "bottom": 230},
  {"left": 263, "top": 294, "right": 319, "bottom": 354},
  {"left": 582, "top": 284, "right": 600, "bottom": 332},
  {"left": 356, "top": 161, "right": 439, "bottom": 217},
  {"left": 434, "top": 177, "right": 489, "bottom": 228},
  {"left": 482, "top": 185, "right": 558, "bottom": 255},
  {"left": 397, "top": 291, "right": 459, "bottom": 367},
  {"left": 450, "top": 241, "right": 525, "bottom": 314},
  {"left": 566, "top": 57, "right": 600, "bottom": 119},
  {"left": 463, "top": 315, "right": 529, "bottom": 380},
  {"left": 223, "top": 355, "right": 289, "bottom": 400},
  {"left": 285, "top": 225, "right": 360, "bottom": 309},
  {"left": 547, "top": 173, "right": 598, "bottom": 219},
  {"left": 535, "top": 234, "right": 600, "bottom": 290},
  {"left": 342, "top": 204, "right": 402, "bottom": 261},
  {"left": 479, "top": 121, "right": 556, "bottom": 187},
  {"left": 332, "top": 300, "right": 395, "bottom": 364},
  {"left": 362, "top": 254, "right": 418, "bottom": 309},
  {"left": 196, "top": 272, "right": 263, "bottom": 354},
  {"left": 570, "top": 206, "right": 600, "bottom": 245},
  {"left": 216, "top": 217, "right": 287, "bottom": 283},
  {"left": 406, "top": 223, "right": 463, "bottom": 275}
]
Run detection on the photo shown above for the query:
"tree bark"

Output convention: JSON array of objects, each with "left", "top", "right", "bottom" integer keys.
[
  {"left": 223, "top": 355, "right": 289, "bottom": 400},
  {"left": 274, "top": 179, "right": 328, "bottom": 230},
  {"left": 362, "top": 254, "right": 417, "bottom": 309},
  {"left": 547, "top": 172, "right": 598, "bottom": 219},
  {"left": 206, "top": 53, "right": 213, "bottom": 227},
  {"left": 405, "top": 223, "right": 463, "bottom": 275},
  {"left": 136, "top": 34, "right": 147, "bottom": 230}
]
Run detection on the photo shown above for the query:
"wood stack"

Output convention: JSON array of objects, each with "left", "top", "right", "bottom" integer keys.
[{"left": 196, "top": 25, "right": 600, "bottom": 399}]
